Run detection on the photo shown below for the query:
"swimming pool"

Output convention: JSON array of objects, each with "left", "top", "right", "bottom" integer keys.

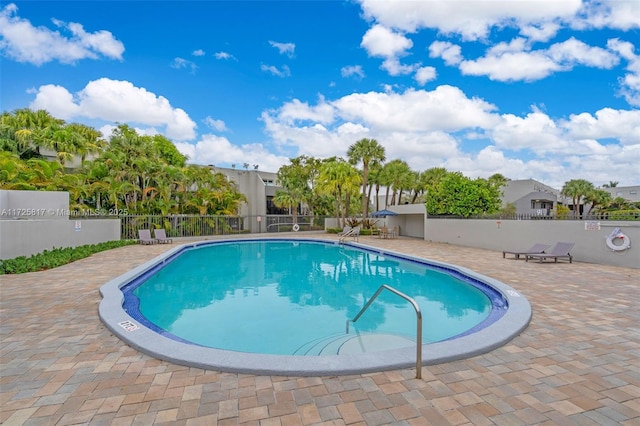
[{"left": 99, "top": 237, "right": 531, "bottom": 376}]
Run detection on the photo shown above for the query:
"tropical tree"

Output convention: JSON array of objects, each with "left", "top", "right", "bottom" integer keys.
[
  {"left": 584, "top": 188, "right": 612, "bottom": 215},
  {"left": 273, "top": 189, "right": 299, "bottom": 223},
  {"left": 487, "top": 173, "right": 509, "bottom": 189},
  {"left": 426, "top": 171, "right": 502, "bottom": 217},
  {"left": 367, "top": 163, "right": 384, "bottom": 212},
  {"left": 316, "top": 158, "right": 362, "bottom": 227},
  {"left": 420, "top": 167, "right": 448, "bottom": 214},
  {"left": 561, "top": 179, "right": 594, "bottom": 218},
  {"left": 408, "top": 170, "right": 428, "bottom": 203},
  {"left": 152, "top": 134, "right": 187, "bottom": 167},
  {"left": 347, "top": 138, "right": 386, "bottom": 218},
  {"left": 276, "top": 156, "right": 313, "bottom": 219},
  {"left": 0, "top": 109, "right": 64, "bottom": 159},
  {"left": 380, "top": 159, "right": 412, "bottom": 206}
]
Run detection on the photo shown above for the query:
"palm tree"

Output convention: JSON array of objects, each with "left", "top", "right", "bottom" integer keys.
[
  {"left": 410, "top": 170, "right": 429, "bottom": 203},
  {"left": 561, "top": 179, "right": 594, "bottom": 218},
  {"left": 273, "top": 189, "right": 299, "bottom": 222},
  {"left": 584, "top": 189, "right": 612, "bottom": 216},
  {"left": 347, "top": 138, "right": 386, "bottom": 218},
  {"left": 277, "top": 157, "right": 313, "bottom": 218},
  {"left": 380, "top": 159, "right": 412, "bottom": 206},
  {"left": 2, "top": 109, "right": 64, "bottom": 159},
  {"left": 367, "top": 163, "right": 384, "bottom": 211},
  {"left": 316, "top": 158, "right": 362, "bottom": 227}
]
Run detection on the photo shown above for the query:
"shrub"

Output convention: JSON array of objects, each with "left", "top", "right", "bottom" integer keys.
[
  {"left": 605, "top": 209, "right": 640, "bottom": 221},
  {"left": 0, "top": 240, "right": 137, "bottom": 274}
]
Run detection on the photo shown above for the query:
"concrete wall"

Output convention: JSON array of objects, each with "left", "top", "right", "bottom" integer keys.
[
  {"left": 425, "top": 218, "right": 639, "bottom": 269},
  {"left": 0, "top": 190, "right": 121, "bottom": 259},
  {"left": 0, "top": 219, "right": 121, "bottom": 259},
  {"left": 383, "top": 204, "right": 426, "bottom": 239}
]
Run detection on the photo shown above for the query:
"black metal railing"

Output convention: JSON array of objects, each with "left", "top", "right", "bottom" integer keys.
[{"left": 108, "top": 214, "right": 327, "bottom": 240}]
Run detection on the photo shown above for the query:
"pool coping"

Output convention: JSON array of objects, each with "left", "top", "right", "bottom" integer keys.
[{"left": 99, "top": 238, "right": 532, "bottom": 377}]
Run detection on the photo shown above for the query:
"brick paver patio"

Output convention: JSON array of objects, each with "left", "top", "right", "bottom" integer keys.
[{"left": 1, "top": 234, "right": 639, "bottom": 425}]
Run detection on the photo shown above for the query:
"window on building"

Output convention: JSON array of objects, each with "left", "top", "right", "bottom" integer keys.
[{"left": 266, "top": 196, "right": 288, "bottom": 214}]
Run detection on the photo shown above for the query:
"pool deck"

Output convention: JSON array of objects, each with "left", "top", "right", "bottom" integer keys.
[{"left": 1, "top": 234, "right": 639, "bottom": 425}]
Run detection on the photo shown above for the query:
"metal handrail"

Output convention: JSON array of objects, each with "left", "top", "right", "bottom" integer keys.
[
  {"left": 338, "top": 227, "right": 359, "bottom": 243},
  {"left": 346, "top": 284, "right": 423, "bottom": 379},
  {"left": 338, "top": 229, "right": 352, "bottom": 243}
]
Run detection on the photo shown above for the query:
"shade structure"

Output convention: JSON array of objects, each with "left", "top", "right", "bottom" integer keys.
[{"left": 370, "top": 209, "right": 398, "bottom": 217}]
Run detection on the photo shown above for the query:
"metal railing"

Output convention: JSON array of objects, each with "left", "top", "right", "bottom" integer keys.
[
  {"left": 75, "top": 214, "right": 327, "bottom": 240},
  {"left": 346, "top": 284, "right": 423, "bottom": 379},
  {"left": 338, "top": 227, "right": 359, "bottom": 243}
]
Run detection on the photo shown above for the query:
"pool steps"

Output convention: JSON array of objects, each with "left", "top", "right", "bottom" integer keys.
[{"left": 295, "top": 333, "right": 415, "bottom": 356}]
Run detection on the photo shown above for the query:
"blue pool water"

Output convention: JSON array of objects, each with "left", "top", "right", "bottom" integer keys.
[{"left": 123, "top": 240, "right": 505, "bottom": 356}]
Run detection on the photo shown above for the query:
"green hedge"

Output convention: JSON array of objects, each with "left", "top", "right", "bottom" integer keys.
[{"left": 0, "top": 240, "right": 137, "bottom": 275}]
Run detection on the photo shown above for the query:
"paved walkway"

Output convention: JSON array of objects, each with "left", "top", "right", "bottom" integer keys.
[{"left": 1, "top": 234, "right": 639, "bottom": 425}]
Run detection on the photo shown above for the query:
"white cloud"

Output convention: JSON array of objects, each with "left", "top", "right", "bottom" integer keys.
[
  {"left": 269, "top": 40, "right": 295, "bottom": 57},
  {"left": 175, "top": 134, "right": 288, "bottom": 172},
  {"left": 414, "top": 66, "right": 436, "bottom": 85},
  {"left": 361, "top": 24, "right": 412, "bottom": 58},
  {"left": 460, "top": 51, "right": 561, "bottom": 82},
  {"left": 332, "top": 86, "right": 499, "bottom": 132},
  {"left": 381, "top": 57, "right": 417, "bottom": 76},
  {"left": 606, "top": 38, "right": 640, "bottom": 106},
  {"left": 429, "top": 41, "right": 462, "bottom": 66},
  {"left": 491, "top": 110, "right": 567, "bottom": 153},
  {"left": 204, "top": 116, "right": 228, "bottom": 132},
  {"left": 358, "top": 1, "right": 634, "bottom": 92},
  {"left": 192, "top": 49, "right": 205, "bottom": 56},
  {"left": 547, "top": 37, "right": 618, "bottom": 68},
  {"left": 458, "top": 37, "right": 618, "bottom": 82},
  {"left": 29, "top": 78, "right": 197, "bottom": 141},
  {"left": 0, "top": 3, "right": 124, "bottom": 65},
  {"left": 259, "top": 85, "right": 639, "bottom": 186},
  {"left": 28, "top": 84, "right": 80, "bottom": 119},
  {"left": 358, "top": 0, "right": 582, "bottom": 40},
  {"left": 276, "top": 97, "right": 335, "bottom": 125},
  {"left": 518, "top": 22, "right": 561, "bottom": 42},
  {"left": 215, "top": 51, "right": 236, "bottom": 60},
  {"left": 341, "top": 65, "right": 365, "bottom": 79},
  {"left": 575, "top": 0, "right": 640, "bottom": 31},
  {"left": 562, "top": 108, "right": 640, "bottom": 144},
  {"left": 260, "top": 63, "right": 291, "bottom": 77},
  {"left": 171, "top": 57, "right": 197, "bottom": 73},
  {"left": 360, "top": 24, "right": 427, "bottom": 78}
]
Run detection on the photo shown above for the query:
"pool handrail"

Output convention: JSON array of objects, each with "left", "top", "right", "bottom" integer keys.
[{"left": 346, "top": 284, "right": 423, "bottom": 379}]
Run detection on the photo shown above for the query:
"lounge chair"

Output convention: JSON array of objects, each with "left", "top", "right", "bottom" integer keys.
[
  {"left": 338, "top": 226, "right": 352, "bottom": 237},
  {"left": 350, "top": 226, "right": 360, "bottom": 241},
  {"left": 153, "top": 228, "right": 172, "bottom": 244},
  {"left": 503, "top": 243, "right": 550, "bottom": 260},
  {"left": 378, "top": 226, "right": 390, "bottom": 239},
  {"left": 138, "top": 229, "right": 156, "bottom": 245},
  {"left": 525, "top": 242, "right": 575, "bottom": 263}
]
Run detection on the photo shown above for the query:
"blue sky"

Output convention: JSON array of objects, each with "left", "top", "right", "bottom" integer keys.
[{"left": 1, "top": 0, "right": 639, "bottom": 188}]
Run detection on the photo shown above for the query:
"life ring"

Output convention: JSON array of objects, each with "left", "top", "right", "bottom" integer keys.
[
  {"left": 292, "top": 223, "right": 300, "bottom": 232},
  {"left": 606, "top": 231, "right": 630, "bottom": 251}
]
